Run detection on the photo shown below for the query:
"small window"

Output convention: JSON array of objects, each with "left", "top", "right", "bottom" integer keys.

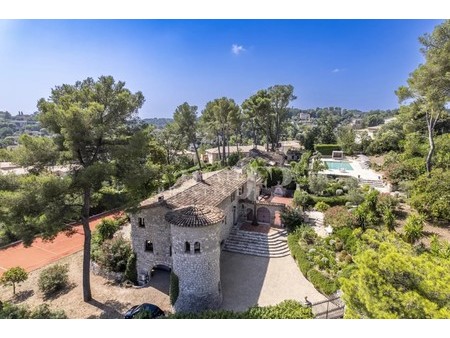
[
  {"left": 145, "top": 241, "right": 153, "bottom": 252},
  {"left": 169, "top": 245, "right": 172, "bottom": 257},
  {"left": 239, "top": 184, "right": 245, "bottom": 195},
  {"left": 231, "top": 191, "right": 236, "bottom": 202},
  {"left": 194, "top": 242, "right": 201, "bottom": 254},
  {"left": 185, "top": 242, "right": 191, "bottom": 253},
  {"left": 138, "top": 217, "right": 145, "bottom": 228}
]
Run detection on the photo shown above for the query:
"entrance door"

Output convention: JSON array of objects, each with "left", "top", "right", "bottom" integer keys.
[{"left": 257, "top": 207, "right": 270, "bottom": 224}]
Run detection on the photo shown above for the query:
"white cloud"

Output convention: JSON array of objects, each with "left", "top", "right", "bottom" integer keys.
[
  {"left": 231, "top": 44, "right": 246, "bottom": 55},
  {"left": 332, "top": 68, "right": 346, "bottom": 73}
]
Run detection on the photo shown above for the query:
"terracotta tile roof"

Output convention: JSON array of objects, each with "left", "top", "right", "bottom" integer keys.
[
  {"left": 140, "top": 169, "right": 248, "bottom": 209},
  {"left": 165, "top": 205, "right": 224, "bottom": 227}
]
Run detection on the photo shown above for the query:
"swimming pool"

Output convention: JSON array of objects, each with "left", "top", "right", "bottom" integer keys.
[{"left": 324, "top": 160, "right": 353, "bottom": 171}]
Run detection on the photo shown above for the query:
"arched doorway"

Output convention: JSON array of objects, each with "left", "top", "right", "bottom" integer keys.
[
  {"left": 257, "top": 207, "right": 270, "bottom": 224},
  {"left": 246, "top": 208, "right": 253, "bottom": 221}
]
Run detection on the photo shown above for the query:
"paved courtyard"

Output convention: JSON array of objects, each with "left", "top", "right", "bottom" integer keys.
[{"left": 220, "top": 250, "right": 328, "bottom": 312}]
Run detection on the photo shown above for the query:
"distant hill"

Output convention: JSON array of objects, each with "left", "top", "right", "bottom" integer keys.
[{"left": 141, "top": 117, "right": 173, "bottom": 129}]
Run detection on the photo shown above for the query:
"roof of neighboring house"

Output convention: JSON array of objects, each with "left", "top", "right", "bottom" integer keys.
[
  {"left": 140, "top": 168, "right": 248, "bottom": 209},
  {"left": 204, "top": 145, "right": 266, "bottom": 154},
  {"left": 165, "top": 205, "right": 224, "bottom": 227}
]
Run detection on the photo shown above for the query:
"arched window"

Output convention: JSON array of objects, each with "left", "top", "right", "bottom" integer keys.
[
  {"left": 194, "top": 242, "right": 201, "bottom": 254},
  {"left": 145, "top": 240, "right": 153, "bottom": 252},
  {"left": 185, "top": 241, "right": 191, "bottom": 253}
]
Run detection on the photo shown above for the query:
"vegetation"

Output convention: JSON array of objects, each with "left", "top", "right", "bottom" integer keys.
[
  {"left": 314, "top": 144, "right": 341, "bottom": 156},
  {"left": 167, "top": 300, "right": 313, "bottom": 319},
  {"left": 38, "top": 264, "right": 69, "bottom": 298},
  {"left": 0, "top": 302, "right": 66, "bottom": 319},
  {"left": 0, "top": 266, "right": 28, "bottom": 295},
  {"left": 340, "top": 230, "right": 450, "bottom": 318}
]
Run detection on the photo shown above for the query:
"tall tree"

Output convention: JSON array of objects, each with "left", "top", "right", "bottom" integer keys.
[
  {"left": 201, "top": 97, "right": 239, "bottom": 165},
  {"left": 242, "top": 90, "right": 273, "bottom": 151},
  {"left": 173, "top": 102, "right": 202, "bottom": 169},
  {"left": 396, "top": 20, "right": 450, "bottom": 174},
  {"left": 268, "top": 85, "right": 297, "bottom": 150},
  {"left": 20, "top": 76, "right": 161, "bottom": 302}
]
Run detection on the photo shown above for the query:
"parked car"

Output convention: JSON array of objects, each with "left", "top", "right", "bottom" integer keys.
[{"left": 124, "top": 303, "right": 165, "bottom": 319}]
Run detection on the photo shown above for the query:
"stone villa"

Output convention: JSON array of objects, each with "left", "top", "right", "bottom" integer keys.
[{"left": 130, "top": 168, "right": 285, "bottom": 313}]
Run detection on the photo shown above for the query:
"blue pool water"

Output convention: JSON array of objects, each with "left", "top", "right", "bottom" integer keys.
[{"left": 324, "top": 160, "right": 353, "bottom": 171}]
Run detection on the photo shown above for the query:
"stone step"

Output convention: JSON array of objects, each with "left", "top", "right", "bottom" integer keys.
[
  {"left": 229, "top": 229, "right": 288, "bottom": 240},
  {"left": 223, "top": 245, "right": 291, "bottom": 258},
  {"left": 225, "top": 237, "right": 288, "bottom": 250},
  {"left": 227, "top": 232, "right": 287, "bottom": 243}
]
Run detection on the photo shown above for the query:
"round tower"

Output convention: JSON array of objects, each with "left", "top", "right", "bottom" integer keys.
[{"left": 165, "top": 205, "right": 223, "bottom": 313}]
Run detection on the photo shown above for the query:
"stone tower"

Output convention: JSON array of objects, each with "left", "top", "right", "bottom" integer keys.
[{"left": 165, "top": 205, "right": 224, "bottom": 313}]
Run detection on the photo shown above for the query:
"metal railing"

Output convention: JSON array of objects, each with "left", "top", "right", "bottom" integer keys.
[{"left": 310, "top": 296, "right": 345, "bottom": 319}]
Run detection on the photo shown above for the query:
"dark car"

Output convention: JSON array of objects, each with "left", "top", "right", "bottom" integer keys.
[{"left": 124, "top": 303, "right": 165, "bottom": 319}]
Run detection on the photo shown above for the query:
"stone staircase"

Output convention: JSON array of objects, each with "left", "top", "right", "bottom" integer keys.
[{"left": 223, "top": 227, "right": 290, "bottom": 258}]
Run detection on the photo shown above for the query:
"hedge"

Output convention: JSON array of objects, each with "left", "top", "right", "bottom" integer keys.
[
  {"left": 311, "top": 195, "right": 350, "bottom": 206},
  {"left": 167, "top": 300, "right": 313, "bottom": 319},
  {"left": 306, "top": 269, "right": 339, "bottom": 295},
  {"left": 314, "top": 144, "right": 341, "bottom": 156},
  {"left": 0, "top": 302, "right": 66, "bottom": 319},
  {"left": 288, "top": 230, "right": 339, "bottom": 296}
]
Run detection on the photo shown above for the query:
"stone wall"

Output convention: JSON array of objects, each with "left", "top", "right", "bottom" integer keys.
[
  {"left": 130, "top": 204, "right": 172, "bottom": 277},
  {"left": 171, "top": 222, "right": 222, "bottom": 313}
]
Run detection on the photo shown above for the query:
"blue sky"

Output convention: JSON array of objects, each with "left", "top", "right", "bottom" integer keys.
[{"left": 0, "top": 19, "right": 444, "bottom": 118}]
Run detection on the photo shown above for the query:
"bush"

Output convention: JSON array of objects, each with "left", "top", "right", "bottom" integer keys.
[
  {"left": 307, "top": 269, "right": 339, "bottom": 295},
  {"left": 315, "top": 201, "right": 330, "bottom": 212},
  {"left": 96, "top": 235, "right": 132, "bottom": 273},
  {"left": 314, "top": 144, "right": 341, "bottom": 156},
  {"left": 311, "top": 195, "right": 350, "bottom": 206},
  {"left": 280, "top": 207, "right": 304, "bottom": 232},
  {"left": 403, "top": 214, "right": 424, "bottom": 244},
  {"left": 170, "top": 271, "right": 179, "bottom": 305},
  {"left": 324, "top": 206, "right": 358, "bottom": 228},
  {"left": 0, "top": 302, "right": 67, "bottom": 319},
  {"left": 38, "top": 264, "right": 69, "bottom": 297},
  {"left": 293, "top": 190, "right": 314, "bottom": 208},
  {"left": 95, "top": 218, "right": 120, "bottom": 244},
  {"left": 167, "top": 300, "right": 313, "bottom": 319},
  {"left": 124, "top": 252, "right": 138, "bottom": 284}
]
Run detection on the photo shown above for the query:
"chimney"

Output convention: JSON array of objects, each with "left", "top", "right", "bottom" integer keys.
[{"left": 193, "top": 171, "right": 203, "bottom": 182}]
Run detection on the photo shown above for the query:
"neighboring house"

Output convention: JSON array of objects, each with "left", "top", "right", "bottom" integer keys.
[
  {"left": 130, "top": 168, "right": 285, "bottom": 313},
  {"left": 203, "top": 145, "right": 267, "bottom": 164}
]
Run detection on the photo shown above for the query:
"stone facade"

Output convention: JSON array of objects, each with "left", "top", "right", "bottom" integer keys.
[
  {"left": 130, "top": 168, "right": 283, "bottom": 313},
  {"left": 170, "top": 221, "right": 222, "bottom": 312}
]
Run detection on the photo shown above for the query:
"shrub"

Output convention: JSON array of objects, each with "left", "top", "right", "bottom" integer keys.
[
  {"left": 0, "top": 266, "right": 28, "bottom": 295},
  {"left": 315, "top": 201, "right": 330, "bottom": 212},
  {"left": 0, "top": 302, "right": 66, "bottom": 319},
  {"left": 280, "top": 207, "right": 304, "bottom": 232},
  {"left": 95, "top": 218, "right": 120, "bottom": 244},
  {"left": 324, "top": 206, "right": 357, "bottom": 228},
  {"left": 38, "top": 264, "right": 69, "bottom": 297},
  {"left": 170, "top": 271, "right": 179, "bottom": 305},
  {"left": 403, "top": 214, "right": 424, "bottom": 244},
  {"left": 124, "top": 252, "right": 138, "bottom": 284},
  {"left": 307, "top": 269, "right": 339, "bottom": 295},
  {"left": 293, "top": 189, "right": 314, "bottom": 208},
  {"left": 335, "top": 189, "right": 343, "bottom": 196},
  {"left": 287, "top": 231, "right": 313, "bottom": 275},
  {"left": 167, "top": 300, "right": 313, "bottom": 319},
  {"left": 97, "top": 235, "right": 132, "bottom": 273},
  {"left": 311, "top": 195, "right": 350, "bottom": 206}
]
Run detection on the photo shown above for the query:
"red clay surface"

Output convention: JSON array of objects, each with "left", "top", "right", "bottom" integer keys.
[{"left": 0, "top": 212, "right": 122, "bottom": 277}]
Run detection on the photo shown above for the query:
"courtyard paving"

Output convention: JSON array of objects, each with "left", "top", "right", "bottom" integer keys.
[{"left": 220, "top": 250, "right": 328, "bottom": 312}]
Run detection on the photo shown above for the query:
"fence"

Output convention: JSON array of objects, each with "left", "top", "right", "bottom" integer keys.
[{"left": 310, "top": 296, "right": 345, "bottom": 319}]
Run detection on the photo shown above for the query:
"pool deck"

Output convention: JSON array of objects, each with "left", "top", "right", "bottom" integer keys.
[{"left": 320, "top": 157, "right": 390, "bottom": 193}]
